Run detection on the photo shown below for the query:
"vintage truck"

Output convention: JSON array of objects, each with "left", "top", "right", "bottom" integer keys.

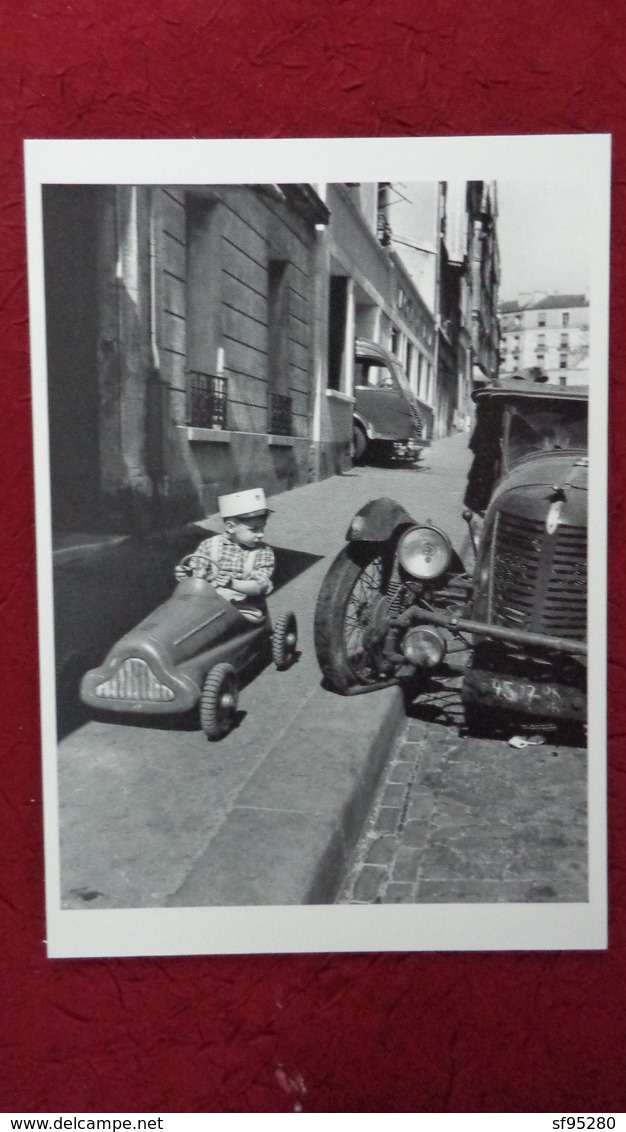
[{"left": 314, "top": 377, "right": 587, "bottom": 734}]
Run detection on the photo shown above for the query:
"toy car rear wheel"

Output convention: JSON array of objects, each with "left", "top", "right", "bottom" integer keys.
[
  {"left": 272, "top": 612, "right": 298, "bottom": 670},
  {"left": 200, "top": 663, "right": 239, "bottom": 740}
]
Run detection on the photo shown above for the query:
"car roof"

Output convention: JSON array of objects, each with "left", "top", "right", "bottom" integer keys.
[
  {"left": 473, "top": 378, "right": 588, "bottom": 404},
  {"left": 355, "top": 337, "right": 396, "bottom": 365}
]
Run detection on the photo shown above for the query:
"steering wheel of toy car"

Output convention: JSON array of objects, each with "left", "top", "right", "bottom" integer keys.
[{"left": 177, "top": 553, "right": 220, "bottom": 580}]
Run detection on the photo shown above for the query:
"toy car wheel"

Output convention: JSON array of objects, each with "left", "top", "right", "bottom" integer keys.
[
  {"left": 272, "top": 612, "right": 298, "bottom": 670},
  {"left": 200, "top": 663, "right": 239, "bottom": 740}
]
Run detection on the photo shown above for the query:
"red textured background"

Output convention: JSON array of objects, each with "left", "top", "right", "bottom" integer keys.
[{"left": 1, "top": 0, "right": 624, "bottom": 1114}]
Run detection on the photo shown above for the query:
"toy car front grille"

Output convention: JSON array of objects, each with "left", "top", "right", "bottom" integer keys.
[
  {"left": 490, "top": 512, "right": 586, "bottom": 641},
  {"left": 95, "top": 658, "right": 175, "bottom": 702}
]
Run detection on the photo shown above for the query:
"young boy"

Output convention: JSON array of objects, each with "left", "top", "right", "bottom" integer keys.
[{"left": 176, "top": 488, "right": 275, "bottom": 620}]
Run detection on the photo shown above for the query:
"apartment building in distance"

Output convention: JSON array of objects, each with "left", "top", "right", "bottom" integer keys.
[{"left": 499, "top": 292, "right": 589, "bottom": 386}]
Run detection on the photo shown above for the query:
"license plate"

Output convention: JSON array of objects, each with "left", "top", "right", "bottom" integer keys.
[{"left": 465, "top": 670, "right": 586, "bottom": 718}]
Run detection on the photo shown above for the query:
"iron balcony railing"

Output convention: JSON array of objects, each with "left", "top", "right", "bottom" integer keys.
[
  {"left": 268, "top": 391, "right": 293, "bottom": 436},
  {"left": 187, "top": 371, "right": 228, "bottom": 430}
]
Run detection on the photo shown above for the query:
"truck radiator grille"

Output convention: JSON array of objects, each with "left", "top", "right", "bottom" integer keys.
[
  {"left": 542, "top": 524, "right": 587, "bottom": 639},
  {"left": 95, "top": 658, "right": 175, "bottom": 702},
  {"left": 491, "top": 512, "right": 586, "bottom": 641},
  {"left": 408, "top": 404, "right": 424, "bottom": 439}
]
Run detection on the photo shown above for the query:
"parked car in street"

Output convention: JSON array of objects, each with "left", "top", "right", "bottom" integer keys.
[
  {"left": 80, "top": 553, "right": 298, "bottom": 740},
  {"left": 352, "top": 338, "right": 431, "bottom": 463},
  {"left": 315, "top": 376, "right": 588, "bottom": 734}
]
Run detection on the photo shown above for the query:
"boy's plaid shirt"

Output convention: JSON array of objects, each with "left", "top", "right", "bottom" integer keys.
[{"left": 192, "top": 533, "right": 275, "bottom": 594}]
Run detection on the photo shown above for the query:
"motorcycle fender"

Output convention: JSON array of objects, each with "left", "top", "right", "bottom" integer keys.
[{"left": 346, "top": 497, "right": 416, "bottom": 542}]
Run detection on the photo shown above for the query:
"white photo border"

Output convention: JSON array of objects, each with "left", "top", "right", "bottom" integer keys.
[{"left": 24, "top": 134, "right": 611, "bottom": 958}]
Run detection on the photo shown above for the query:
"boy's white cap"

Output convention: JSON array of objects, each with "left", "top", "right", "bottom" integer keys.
[{"left": 218, "top": 487, "right": 272, "bottom": 519}]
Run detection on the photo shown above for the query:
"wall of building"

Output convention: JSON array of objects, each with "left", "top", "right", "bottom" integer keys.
[
  {"left": 43, "top": 183, "right": 325, "bottom": 535},
  {"left": 429, "top": 180, "right": 500, "bottom": 437},
  {"left": 154, "top": 185, "right": 319, "bottom": 519},
  {"left": 44, "top": 178, "right": 464, "bottom": 540},
  {"left": 320, "top": 183, "right": 436, "bottom": 459},
  {"left": 466, "top": 182, "right": 500, "bottom": 388}
]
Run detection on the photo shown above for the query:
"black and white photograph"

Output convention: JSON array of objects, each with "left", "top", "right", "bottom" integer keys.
[{"left": 25, "top": 135, "right": 610, "bottom": 957}]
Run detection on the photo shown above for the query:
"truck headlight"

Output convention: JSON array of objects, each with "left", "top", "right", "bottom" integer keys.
[
  {"left": 401, "top": 626, "right": 447, "bottom": 667},
  {"left": 397, "top": 525, "right": 452, "bottom": 579}
]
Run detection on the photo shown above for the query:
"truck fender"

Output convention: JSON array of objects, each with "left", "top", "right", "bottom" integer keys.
[
  {"left": 346, "top": 497, "right": 417, "bottom": 543},
  {"left": 352, "top": 411, "right": 372, "bottom": 439}
]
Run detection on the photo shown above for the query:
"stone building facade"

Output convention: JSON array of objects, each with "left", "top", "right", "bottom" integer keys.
[
  {"left": 43, "top": 181, "right": 436, "bottom": 538},
  {"left": 434, "top": 181, "right": 500, "bottom": 436},
  {"left": 379, "top": 180, "right": 500, "bottom": 438},
  {"left": 498, "top": 293, "right": 589, "bottom": 386},
  {"left": 43, "top": 183, "right": 328, "bottom": 535},
  {"left": 316, "top": 182, "right": 435, "bottom": 474}
]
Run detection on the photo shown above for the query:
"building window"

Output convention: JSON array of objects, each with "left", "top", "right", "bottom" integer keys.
[
  {"left": 267, "top": 258, "right": 292, "bottom": 435},
  {"left": 559, "top": 356, "right": 568, "bottom": 369},
  {"left": 406, "top": 341, "right": 414, "bottom": 390},
  {"left": 562, "top": 312, "right": 570, "bottom": 327},
  {"left": 538, "top": 312, "right": 546, "bottom": 327},
  {"left": 514, "top": 314, "right": 521, "bottom": 328},
  {"left": 417, "top": 353, "right": 426, "bottom": 399},
  {"left": 390, "top": 326, "right": 400, "bottom": 355},
  {"left": 560, "top": 332, "right": 569, "bottom": 347},
  {"left": 328, "top": 276, "right": 349, "bottom": 391},
  {"left": 537, "top": 333, "right": 545, "bottom": 347},
  {"left": 536, "top": 353, "right": 545, "bottom": 367},
  {"left": 186, "top": 195, "right": 226, "bottom": 428},
  {"left": 187, "top": 371, "right": 228, "bottom": 430}
]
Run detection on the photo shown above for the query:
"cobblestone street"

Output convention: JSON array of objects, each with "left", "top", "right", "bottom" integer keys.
[{"left": 339, "top": 684, "right": 588, "bottom": 905}]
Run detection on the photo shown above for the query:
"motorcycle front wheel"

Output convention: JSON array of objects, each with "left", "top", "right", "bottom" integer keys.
[{"left": 314, "top": 542, "right": 395, "bottom": 693}]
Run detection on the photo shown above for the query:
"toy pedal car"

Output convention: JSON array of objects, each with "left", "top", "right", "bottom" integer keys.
[{"left": 80, "top": 553, "right": 298, "bottom": 740}]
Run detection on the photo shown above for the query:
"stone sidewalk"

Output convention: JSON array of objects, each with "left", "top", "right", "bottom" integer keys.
[{"left": 339, "top": 712, "right": 587, "bottom": 905}]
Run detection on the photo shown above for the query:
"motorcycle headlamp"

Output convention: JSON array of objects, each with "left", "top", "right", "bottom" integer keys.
[{"left": 397, "top": 525, "right": 452, "bottom": 580}]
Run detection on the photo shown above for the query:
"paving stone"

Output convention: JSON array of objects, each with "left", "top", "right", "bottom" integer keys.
[
  {"left": 352, "top": 865, "right": 386, "bottom": 903},
  {"left": 391, "top": 847, "right": 421, "bottom": 883},
  {"left": 401, "top": 818, "right": 432, "bottom": 850},
  {"left": 384, "top": 882, "right": 415, "bottom": 904},
  {"left": 387, "top": 761, "right": 414, "bottom": 785},
  {"left": 405, "top": 724, "right": 430, "bottom": 743},
  {"left": 365, "top": 835, "right": 397, "bottom": 865},
  {"left": 375, "top": 806, "right": 403, "bottom": 834},
  {"left": 398, "top": 742, "right": 425, "bottom": 764},
  {"left": 417, "top": 839, "right": 505, "bottom": 881},
  {"left": 381, "top": 782, "right": 408, "bottom": 807},
  {"left": 416, "top": 878, "right": 527, "bottom": 903},
  {"left": 405, "top": 793, "right": 436, "bottom": 824}
]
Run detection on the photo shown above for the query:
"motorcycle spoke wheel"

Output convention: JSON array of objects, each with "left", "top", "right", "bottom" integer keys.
[
  {"left": 342, "top": 558, "right": 384, "bottom": 680},
  {"left": 314, "top": 544, "right": 394, "bottom": 693}
]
